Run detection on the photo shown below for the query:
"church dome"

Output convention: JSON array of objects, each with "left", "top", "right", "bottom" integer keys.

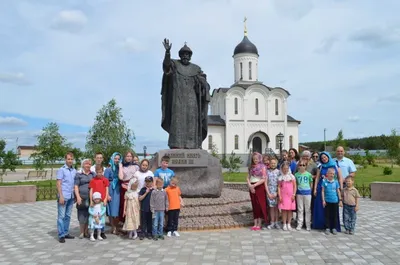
[{"left": 233, "top": 36, "right": 259, "bottom": 56}]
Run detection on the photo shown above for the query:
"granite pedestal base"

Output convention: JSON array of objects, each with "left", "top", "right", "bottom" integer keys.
[{"left": 150, "top": 149, "right": 224, "bottom": 198}]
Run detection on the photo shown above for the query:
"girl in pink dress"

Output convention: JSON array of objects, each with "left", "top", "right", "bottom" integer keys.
[{"left": 278, "top": 161, "right": 297, "bottom": 231}]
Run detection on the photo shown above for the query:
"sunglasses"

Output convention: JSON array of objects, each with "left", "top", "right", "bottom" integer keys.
[
  {"left": 298, "top": 164, "right": 306, "bottom": 167},
  {"left": 312, "top": 156, "right": 318, "bottom": 158}
]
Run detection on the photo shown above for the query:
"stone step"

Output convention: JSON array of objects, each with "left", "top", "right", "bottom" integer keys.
[
  {"left": 179, "top": 212, "right": 254, "bottom": 231},
  {"left": 182, "top": 188, "right": 250, "bottom": 207},
  {"left": 180, "top": 201, "right": 252, "bottom": 218}
]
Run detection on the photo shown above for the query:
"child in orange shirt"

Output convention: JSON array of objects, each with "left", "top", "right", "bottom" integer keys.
[{"left": 165, "top": 177, "right": 184, "bottom": 237}]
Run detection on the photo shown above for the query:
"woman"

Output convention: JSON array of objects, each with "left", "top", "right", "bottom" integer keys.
[
  {"left": 247, "top": 152, "right": 268, "bottom": 230},
  {"left": 105, "top": 152, "right": 123, "bottom": 235},
  {"left": 289, "top": 148, "right": 300, "bottom": 173},
  {"left": 74, "top": 159, "right": 95, "bottom": 238},
  {"left": 312, "top": 151, "right": 343, "bottom": 231},
  {"left": 119, "top": 151, "right": 139, "bottom": 223},
  {"left": 134, "top": 159, "right": 154, "bottom": 191},
  {"left": 312, "top": 151, "right": 320, "bottom": 167}
]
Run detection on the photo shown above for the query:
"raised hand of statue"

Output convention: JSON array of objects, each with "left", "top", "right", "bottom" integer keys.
[{"left": 163, "top": 38, "right": 172, "bottom": 52}]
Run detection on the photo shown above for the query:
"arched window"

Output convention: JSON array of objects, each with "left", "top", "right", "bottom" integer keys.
[
  {"left": 234, "top": 135, "right": 239, "bottom": 150},
  {"left": 234, "top": 97, "right": 238, "bottom": 115},
  {"left": 255, "top": 98, "right": 259, "bottom": 115},
  {"left": 275, "top": 99, "right": 279, "bottom": 115},
  {"left": 240, "top": 62, "right": 243, "bottom": 80},
  {"left": 208, "top": 135, "right": 213, "bottom": 150},
  {"left": 249, "top": 62, "right": 252, "bottom": 80},
  {"left": 289, "top": 135, "right": 293, "bottom": 149},
  {"left": 275, "top": 134, "right": 281, "bottom": 149}
]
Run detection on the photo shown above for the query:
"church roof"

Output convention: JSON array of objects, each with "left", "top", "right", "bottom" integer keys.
[
  {"left": 233, "top": 36, "right": 259, "bottom": 56},
  {"left": 207, "top": 115, "right": 300, "bottom": 126},
  {"left": 208, "top": 115, "right": 225, "bottom": 126},
  {"left": 211, "top": 84, "right": 291, "bottom": 97}
]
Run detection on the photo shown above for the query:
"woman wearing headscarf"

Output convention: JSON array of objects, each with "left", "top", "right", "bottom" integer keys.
[
  {"left": 105, "top": 152, "right": 123, "bottom": 235},
  {"left": 312, "top": 151, "right": 343, "bottom": 231},
  {"left": 247, "top": 152, "right": 268, "bottom": 231},
  {"left": 74, "top": 158, "right": 96, "bottom": 238},
  {"left": 119, "top": 151, "right": 140, "bottom": 223}
]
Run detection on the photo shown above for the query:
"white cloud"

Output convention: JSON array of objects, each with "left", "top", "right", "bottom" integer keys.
[
  {"left": 0, "top": 117, "right": 28, "bottom": 126},
  {"left": 0, "top": 72, "right": 31, "bottom": 86},
  {"left": 347, "top": 116, "right": 360, "bottom": 122},
  {"left": 117, "top": 37, "right": 145, "bottom": 52},
  {"left": 51, "top": 10, "right": 87, "bottom": 33}
]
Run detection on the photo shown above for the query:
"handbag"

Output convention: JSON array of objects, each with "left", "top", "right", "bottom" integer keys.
[{"left": 76, "top": 198, "right": 90, "bottom": 210}]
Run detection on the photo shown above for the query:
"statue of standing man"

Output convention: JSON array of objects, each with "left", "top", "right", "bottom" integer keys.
[{"left": 161, "top": 38, "right": 210, "bottom": 149}]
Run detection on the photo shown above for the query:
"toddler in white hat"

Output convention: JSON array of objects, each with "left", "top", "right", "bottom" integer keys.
[{"left": 88, "top": 192, "right": 106, "bottom": 241}]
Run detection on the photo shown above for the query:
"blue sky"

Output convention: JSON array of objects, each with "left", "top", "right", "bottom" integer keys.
[{"left": 1, "top": 0, "right": 399, "bottom": 152}]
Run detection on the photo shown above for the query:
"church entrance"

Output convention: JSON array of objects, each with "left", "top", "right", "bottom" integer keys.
[{"left": 252, "top": 137, "right": 262, "bottom": 154}]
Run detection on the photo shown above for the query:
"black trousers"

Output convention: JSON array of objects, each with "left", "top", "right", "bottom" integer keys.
[
  {"left": 167, "top": 209, "right": 180, "bottom": 232},
  {"left": 141, "top": 211, "right": 152, "bottom": 235},
  {"left": 324, "top": 202, "right": 338, "bottom": 229}
]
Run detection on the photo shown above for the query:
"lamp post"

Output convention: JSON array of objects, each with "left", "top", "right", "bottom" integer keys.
[
  {"left": 277, "top": 132, "right": 284, "bottom": 158},
  {"left": 324, "top": 128, "right": 327, "bottom": 151},
  {"left": 143, "top": 146, "right": 147, "bottom": 159}
]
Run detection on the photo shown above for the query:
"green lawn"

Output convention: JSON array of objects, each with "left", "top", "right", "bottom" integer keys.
[
  {"left": 16, "top": 164, "right": 63, "bottom": 169},
  {"left": 0, "top": 180, "right": 56, "bottom": 187},
  {"left": 223, "top": 165, "right": 400, "bottom": 186}
]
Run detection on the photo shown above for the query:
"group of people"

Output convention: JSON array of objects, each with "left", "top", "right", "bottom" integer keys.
[
  {"left": 56, "top": 151, "right": 183, "bottom": 243},
  {"left": 248, "top": 146, "right": 360, "bottom": 235}
]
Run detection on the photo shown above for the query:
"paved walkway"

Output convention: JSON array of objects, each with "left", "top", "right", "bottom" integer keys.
[{"left": 0, "top": 199, "right": 399, "bottom": 265}]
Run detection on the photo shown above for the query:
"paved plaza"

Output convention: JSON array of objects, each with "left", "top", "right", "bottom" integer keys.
[{"left": 0, "top": 199, "right": 400, "bottom": 265}]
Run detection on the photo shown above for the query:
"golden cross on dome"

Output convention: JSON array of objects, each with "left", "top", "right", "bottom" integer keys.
[{"left": 244, "top": 17, "right": 248, "bottom": 36}]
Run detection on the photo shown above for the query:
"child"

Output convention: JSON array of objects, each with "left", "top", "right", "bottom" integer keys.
[
  {"left": 138, "top": 176, "right": 154, "bottom": 240},
  {"left": 88, "top": 192, "right": 106, "bottom": 241},
  {"left": 343, "top": 177, "right": 360, "bottom": 235},
  {"left": 165, "top": 177, "right": 184, "bottom": 237},
  {"left": 89, "top": 166, "right": 110, "bottom": 239},
  {"left": 134, "top": 159, "right": 154, "bottom": 191},
  {"left": 123, "top": 178, "right": 141, "bottom": 239},
  {"left": 154, "top": 156, "right": 175, "bottom": 188},
  {"left": 321, "top": 167, "right": 342, "bottom": 235},
  {"left": 295, "top": 159, "right": 313, "bottom": 231},
  {"left": 278, "top": 161, "right": 296, "bottom": 231},
  {"left": 262, "top": 155, "right": 270, "bottom": 169},
  {"left": 266, "top": 158, "right": 280, "bottom": 229},
  {"left": 150, "top": 178, "right": 169, "bottom": 240},
  {"left": 247, "top": 152, "right": 268, "bottom": 231}
]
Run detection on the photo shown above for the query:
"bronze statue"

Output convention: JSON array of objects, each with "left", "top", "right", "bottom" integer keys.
[{"left": 161, "top": 38, "right": 210, "bottom": 149}]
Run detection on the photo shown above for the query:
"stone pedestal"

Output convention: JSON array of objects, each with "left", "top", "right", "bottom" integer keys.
[{"left": 150, "top": 149, "right": 223, "bottom": 198}]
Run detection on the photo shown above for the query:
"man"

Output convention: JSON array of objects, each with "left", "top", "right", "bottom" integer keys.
[
  {"left": 90, "top": 152, "right": 106, "bottom": 172},
  {"left": 334, "top": 146, "right": 357, "bottom": 186},
  {"left": 56, "top": 152, "right": 77, "bottom": 243}
]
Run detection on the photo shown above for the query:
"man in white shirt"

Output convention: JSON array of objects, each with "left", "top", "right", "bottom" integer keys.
[{"left": 90, "top": 152, "right": 106, "bottom": 173}]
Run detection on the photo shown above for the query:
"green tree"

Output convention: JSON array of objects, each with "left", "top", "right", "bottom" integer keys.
[
  {"left": 0, "top": 139, "right": 21, "bottom": 182},
  {"left": 210, "top": 142, "right": 219, "bottom": 159},
  {"left": 70, "top": 147, "right": 85, "bottom": 170},
  {"left": 382, "top": 129, "right": 400, "bottom": 168},
  {"left": 221, "top": 151, "right": 243, "bottom": 175},
  {"left": 30, "top": 122, "right": 70, "bottom": 177},
  {"left": 333, "top": 129, "right": 346, "bottom": 150},
  {"left": 86, "top": 99, "right": 135, "bottom": 163}
]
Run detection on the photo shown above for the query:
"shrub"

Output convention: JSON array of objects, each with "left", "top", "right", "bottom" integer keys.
[
  {"left": 383, "top": 167, "right": 393, "bottom": 175},
  {"left": 372, "top": 164, "right": 379, "bottom": 167}
]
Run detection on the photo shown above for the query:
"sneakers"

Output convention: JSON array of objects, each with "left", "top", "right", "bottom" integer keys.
[
  {"left": 90, "top": 235, "right": 96, "bottom": 242},
  {"left": 59, "top": 237, "right": 65, "bottom": 243},
  {"left": 306, "top": 227, "right": 311, "bottom": 231},
  {"left": 97, "top": 234, "right": 103, "bottom": 241},
  {"left": 349, "top": 230, "right": 354, "bottom": 235},
  {"left": 287, "top": 225, "right": 293, "bottom": 231},
  {"left": 267, "top": 224, "right": 274, "bottom": 230},
  {"left": 167, "top": 231, "right": 172, "bottom": 237},
  {"left": 274, "top": 223, "right": 281, "bottom": 229},
  {"left": 325, "top": 229, "right": 330, "bottom": 235},
  {"left": 283, "top": 224, "right": 288, "bottom": 231},
  {"left": 344, "top": 230, "right": 349, "bottom": 234},
  {"left": 332, "top": 229, "right": 337, "bottom": 235},
  {"left": 173, "top": 231, "right": 180, "bottom": 237},
  {"left": 100, "top": 233, "right": 107, "bottom": 239},
  {"left": 296, "top": 226, "right": 302, "bottom": 231},
  {"left": 78, "top": 233, "right": 84, "bottom": 239}
]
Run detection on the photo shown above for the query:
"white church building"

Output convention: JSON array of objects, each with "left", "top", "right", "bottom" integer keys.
[{"left": 202, "top": 28, "right": 300, "bottom": 156}]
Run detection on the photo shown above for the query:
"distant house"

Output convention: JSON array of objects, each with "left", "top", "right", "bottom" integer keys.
[{"left": 17, "top": 146, "right": 37, "bottom": 159}]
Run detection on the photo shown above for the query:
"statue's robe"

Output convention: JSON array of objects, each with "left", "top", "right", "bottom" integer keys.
[{"left": 161, "top": 59, "right": 210, "bottom": 149}]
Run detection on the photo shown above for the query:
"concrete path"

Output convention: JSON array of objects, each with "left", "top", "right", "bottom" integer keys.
[{"left": 0, "top": 199, "right": 400, "bottom": 264}]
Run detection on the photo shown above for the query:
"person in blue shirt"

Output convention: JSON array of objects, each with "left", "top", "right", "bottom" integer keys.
[
  {"left": 334, "top": 146, "right": 357, "bottom": 187},
  {"left": 154, "top": 156, "right": 175, "bottom": 188},
  {"left": 56, "top": 152, "right": 77, "bottom": 243},
  {"left": 321, "top": 167, "right": 343, "bottom": 235}
]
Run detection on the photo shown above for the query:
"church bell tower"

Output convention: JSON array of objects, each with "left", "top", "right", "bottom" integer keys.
[{"left": 233, "top": 17, "right": 259, "bottom": 84}]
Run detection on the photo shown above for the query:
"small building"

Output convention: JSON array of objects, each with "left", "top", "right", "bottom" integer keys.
[
  {"left": 17, "top": 146, "right": 37, "bottom": 159},
  {"left": 202, "top": 23, "right": 300, "bottom": 155}
]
